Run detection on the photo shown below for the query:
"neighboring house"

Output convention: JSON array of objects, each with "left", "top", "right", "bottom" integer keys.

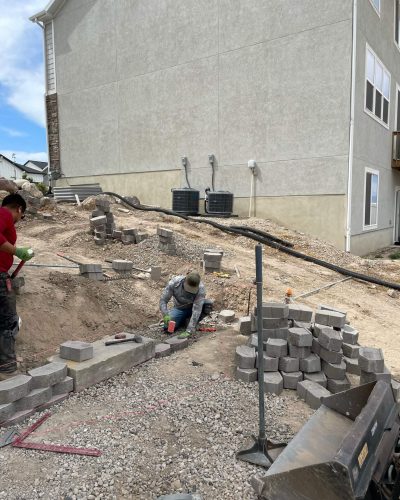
[
  {"left": 24, "top": 161, "right": 48, "bottom": 184},
  {"left": 31, "top": 0, "right": 400, "bottom": 254},
  {"left": 0, "top": 154, "right": 25, "bottom": 181}
]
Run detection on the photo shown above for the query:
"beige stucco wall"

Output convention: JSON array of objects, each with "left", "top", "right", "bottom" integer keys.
[{"left": 350, "top": 227, "right": 394, "bottom": 256}]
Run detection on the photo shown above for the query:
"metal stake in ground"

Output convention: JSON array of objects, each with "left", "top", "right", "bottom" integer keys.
[{"left": 237, "top": 244, "right": 284, "bottom": 468}]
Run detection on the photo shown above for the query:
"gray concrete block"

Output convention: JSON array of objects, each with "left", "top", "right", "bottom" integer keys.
[
  {"left": 0, "top": 375, "right": 32, "bottom": 404},
  {"left": 263, "top": 372, "right": 283, "bottom": 395},
  {"left": 360, "top": 366, "right": 391, "bottom": 385},
  {"left": 95, "top": 198, "right": 110, "bottom": 212},
  {"left": 250, "top": 313, "right": 257, "bottom": 333},
  {"left": 344, "top": 356, "right": 361, "bottom": 375},
  {"left": 157, "top": 227, "right": 173, "bottom": 238},
  {"left": 135, "top": 232, "right": 148, "bottom": 243},
  {"left": 256, "top": 353, "right": 279, "bottom": 372},
  {"left": 112, "top": 230, "right": 122, "bottom": 240},
  {"left": 312, "top": 338, "right": 321, "bottom": 355},
  {"left": 204, "top": 261, "right": 221, "bottom": 270},
  {"left": 1, "top": 408, "right": 36, "bottom": 427},
  {"left": 0, "top": 402, "right": 15, "bottom": 423},
  {"left": 342, "top": 343, "right": 360, "bottom": 359},
  {"left": 236, "top": 367, "right": 258, "bottom": 383},
  {"left": 261, "top": 329, "right": 276, "bottom": 341},
  {"left": 247, "top": 334, "right": 258, "bottom": 349},
  {"left": 279, "top": 356, "right": 299, "bottom": 373},
  {"left": 60, "top": 341, "right": 94, "bottom": 362},
  {"left": 275, "top": 328, "right": 289, "bottom": 340},
  {"left": 90, "top": 215, "right": 107, "bottom": 227},
  {"left": 342, "top": 325, "right": 359, "bottom": 345},
  {"left": 239, "top": 316, "right": 252, "bottom": 335},
  {"left": 165, "top": 336, "right": 189, "bottom": 352},
  {"left": 304, "top": 371, "right": 327, "bottom": 388},
  {"left": 312, "top": 324, "right": 327, "bottom": 338},
  {"left": 318, "top": 304, "right": 347, "bottom": 317},
  {"left": 293, "top": 321, "right": 312, "bottom": 331},
  {"left": 52, "top": 376, "right": 74, "bottom": 396},
  {"left": 319, "top": 345, "right": 343, "bottom": 364},
  {"left": 261, "top": 317, "right": 288, "bottom": 329},
  {"left": 79, "top": 263, "right": 102, "bottom": 274},
  {"left": 314, "top": 310, "right": 346, "bottom": 329},
  {"left": 123, "top": 228, "right": 139, "bottom": 236},
  {"left": 281, "top": 371, "right": 303, "bottom": 390},
  {"left": 288, "top": 328, "right": 312, "bottom": 347},
  {"left": 235, "top": 346, "right": 256, "bottom": 369},
  {"left": 297, "top": 380, "right": 316, "bottom": 400},
  {"left": 112, "top": 259, "right": 134, "bottom": 272},
  {"left": 255, "top": 303, "right": 289, "bottom": 319},
  {"left": 121, "top": 234, "right": 135, "bottom": 244},
  {"left": 91, "top": 209, "right": 104, "bottom": 218},
  {"left": 359, "top": 347, "right": 384, "bottom": 373},
  {"left": 219, "top": 310, "right": 235, "bottom": 323},
  {"left": 204, "top": 248, "right": 223, "bottom": 255},
  {"left": 305, "top": 382, "right": 331, "bottom": 409},
  {"left": 327, "top": 376, "right": 351, "bottom": 394},
  {"left": 391, "top": 380, "right": 400, "bottom": 402},
  {"left": 289, "top": 345, "right": 311, "bottom": 359},
  {"left": 322, "top": 360, "right": 346, "bottom": 380},
  {"left": 155, "top": 343, "right": 171, "bottom": 358},
  {"left": 28, "top": 362, "right": 67, "bottom": 389},
  {"left": 48, "top": 334, "right": 155, "bottom": 392},
  {"left": 15, "top": 387, "right": 52, "bottom": 411},
  {"left": 94, "top": 237, "right": 105, "bottom": 246},
  {"left": 318, "top": 328, "right": 343, "bottom": 352},
  {"left": 266, "top": 339, "right": 287, "bottom": 358},
  {"left": 203, "top": 252, "right": 223, "bottom": 262},
  {"left": 299, "top": 354, "right": 321, "bottom": 373},
  {"left": 81, "top": 272, "right": 104, "bottom": 281},
  {"left": 288, "top": 304, "right": 313, "bottom": 323}
]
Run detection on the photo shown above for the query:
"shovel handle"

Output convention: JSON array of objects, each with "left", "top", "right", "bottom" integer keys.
[{"left": 11, "top": 261, "right": 25, "bottom": 279}]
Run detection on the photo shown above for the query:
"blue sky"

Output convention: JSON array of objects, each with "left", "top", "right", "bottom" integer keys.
[{"left": 0, "top": 1, "right": 47, "bottom": 165}]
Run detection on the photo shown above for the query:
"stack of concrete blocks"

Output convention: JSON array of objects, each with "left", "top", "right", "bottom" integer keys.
[
  {"left": 120, "top": 228, "right": 149, "bottom": 245},
  {"left": 89, "top": 198, "right": 115, "bottom": 245},
  {"left": 79, "top": 263, "right": 103, "bottom": 281},
  {"left": 203, "top": 250, "right": 223, "bottom": 273},
  {"left": 0, "top": 362, "right": 73, "bottom": 427},
  {"left": 157, "top": 227, "right": 176, "bottom": 255}
]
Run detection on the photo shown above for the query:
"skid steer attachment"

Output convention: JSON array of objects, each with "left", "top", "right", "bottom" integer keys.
[{"left": 254, "top": 381, "right": 400, "bottom": 499}]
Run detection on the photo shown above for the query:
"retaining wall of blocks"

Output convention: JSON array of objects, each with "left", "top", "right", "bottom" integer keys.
[
  {"left": 157, "top": 227, "right": 176, "bottom": 255},
  {"left": 236, "top": 302, "right": 399, "bottom": 410}
]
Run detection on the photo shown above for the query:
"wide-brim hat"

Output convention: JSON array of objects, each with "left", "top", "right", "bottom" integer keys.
[{"left": 183, "top": 271, "right": 201, "bottom": 294}]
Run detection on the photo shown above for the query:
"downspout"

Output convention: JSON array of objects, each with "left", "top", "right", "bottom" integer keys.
[{"left": 346, "top": 0, "right": 357, "bottom": 252}]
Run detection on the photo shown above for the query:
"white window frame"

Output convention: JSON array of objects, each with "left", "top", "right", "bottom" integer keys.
[
  {"left": 395, "top": 0, "right": 400, "bottom": 52},
  {"left": 363, "top": 168, "right": 379, "bottom": 231},
  {"left": 364, "top": 44, "right": 390, "bottom": 129},
  {"left": 369, "top": 0, "right": 381, "bottom": 16}
]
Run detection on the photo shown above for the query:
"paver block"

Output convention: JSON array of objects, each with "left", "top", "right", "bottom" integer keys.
[
  {"left": 288, "top": 328, "right": 312, "bottom": 347},
  {"left": 165, "top": 336, "right": 189, "bottom": 352},
  {"left": 203, "top": 252, "right": 223, "bottom": 262},
  {"left": 235, "top": 346, "right": 256, "bottom": 369},
  {"left": 314, "top": 311, "right": 346, "bottom": 329},
  {"left": 342, "top": 343, "right": 360, "bottom": 359},
  {"left": 236, "top": 367, "right": 258, "bottom": 383},
  {"left": 293, "top": 321, "right": 312, "bottom": 331},
  {"left": 319, "top": 345, "right": 343, "bottom": 364},
  {"left": 266, "top": 339, "right": 287, "bottom": 358},
  {"left": 255, "top": 303, "right": 289, "bottom": 319},
  {"left": 305, "top": 382, "right": 331, "bottom": 409},
  {"left": 342, "top": 325, "right": 359, "bottom": 345},
  {"left": 281, "top": 371, "right": 303, "bottom": 390},
  {"left": 261, "top": 317, "right": 288, "bottom": 329},
  {"left": 15, "top": 387, "right": 52, "bottom": 411},
  {"left": 289, "top": 345, "right": 311, "bottom": 359},
  {"left": 157, "top": 227, "right": 173, "bottom": 238},
  {"left": 274, "top": 328, "right": 289, "bottom": 340},
  {"left": 391, "top": 380, "right": 400, "bottom": 402},
  {"left": 28, "top": 362, "right": 67, "bottom": 389},
  {"left": 90, "top": 215, "right": 107, "bottom": 227},
  {"left": 0, "top": 402, "right": 15, "bottom": 423},
  {"left": 79, "top": 263, "right": 102, "bottom": 274},
  {"left": 112, "top": 260, "right": 133, "bottom": 272},
  {"left": 250, "top": 313, "right": 257, "bottom": 332},
  {"left": 219, "top": 310, "right": 235, "bottom": 323},
  {"left": 60, "top": 341, "right": 94, "bottom": 362},
  {"left": 360, "top": 366, "right": 391, "bottom": 384},
  {"left": 263, "top": 372, "right": 283, "bottom": 395},
  {"left": 312, "top": 324, "right": 326, "bottom": 338},
  {"left": 36, "top": 393, "right": 70, "bottom": 411},
  {"left": 95, "top": 198, "right": 110, "bottom": 211},
  {"left": 48, "top": 334, "right": 155, "bottom": 392},
  {"left": 112, "top": 230, "right": 122, "bottom": 240},
  {"left": 121, "top": 234, "right": 135, "bottom": 244},
  {"left": 279, "top": 356, "right": 299, "bottom": 373},
  {"left": 155, "top": 343, "right": 171, "bottom": 358},
  {"left": 91, "top": 209, "right": 104, "bottom": 218},
  {"left": 299, "top": 354, "right": 321, "bottom": 373},
  {"left": 52, "top": 376, "right": 74, "bottom": 396},
  {"left": 262, "top": 329, "right": 276, "bottom": 341},
  {"left": 327, "top": 376, "right": 351, "bottom": 394},
  {"left": 0, "top": 375, "right": 32, "bottom": 404},
  {"left": 344, "top": 356, "right": 361, "bottom": 375},
  {"left": 256, "top": 353, "right": 279, "bottom": 372},
  {"left": 239, "top": 316, "right": 252, "bottom": 335},
  {"left": 247, "top": 334, "right": 258, "bottom": 349},
  {"left": 81, "top": 272, "right": 104, "bottom": 281},
  {"left": 304, "top": 371, "right": 327, "bottom": 388},
  {"left": 359, "top": 347, "right": 384, "bottom": 373},
  {"left": 312, "top": 338, "right": 321, "bottom": 355},
  {"left": 322, "top": 360, "right": 346, "bottom": 380},
  {"left": 318, "top": 304, "right": 347, "bottom": 317},
  {"left": 318, "top": 328, "right": 343, "bottom": 352},
  {"left": 288, "top": 304, "right": 313, "bottom": 323},
  {"left": 123, "top": 228, "right": 138, "bottom": 236},
  {"left": 1, "top": 408, "right": 35, "bottom": 427},
  {"left": 297, "top": 380, "right": 316, "bottom": 400}
]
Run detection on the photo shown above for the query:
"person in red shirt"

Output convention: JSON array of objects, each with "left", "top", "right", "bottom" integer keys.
[{"left": 0, "top": 194, "right": 34, "bottom": 379}]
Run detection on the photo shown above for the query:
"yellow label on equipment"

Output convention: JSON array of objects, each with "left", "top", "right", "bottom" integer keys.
[{"left": 358, "top": 443, "right": 368, "bottom": 467}]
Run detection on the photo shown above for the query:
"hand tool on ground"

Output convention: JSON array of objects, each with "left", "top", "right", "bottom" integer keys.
[
  {"left": 212, "top": 272, "right": 230, "bottom": 278},
  {"left": 12, "top": 412, "right": 101, "bottom": 457},
  {"left": 56, "top": 252, "right": 82, "bottom": 265},
  {"left": 237, "top": 244, "right": 286, "bottom": 468},
  {"left": 114, "top": 333, "right": 127, "bottom": 339},
  {"left": 105, "top": 335, "right": 143, "bottom": 346}
]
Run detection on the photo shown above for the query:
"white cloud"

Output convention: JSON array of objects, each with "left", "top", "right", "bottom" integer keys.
[
  {"left": 0, "top": 150, "right": 47, "bottom": 164},
  {"left": 0, "top": 1, "right": 46, "bottom": 126},
  {"left": 0, "top": 127, "right": 27, "bottom": 138}
]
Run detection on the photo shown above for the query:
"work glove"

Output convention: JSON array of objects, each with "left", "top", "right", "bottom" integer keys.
[
  {"left": 163, "top": 314, "right": 170, "bottom": 326},
  {"left": 15, "top": 247, "right": 34, "bottom": 262},
  {"left": 177, "top": 331, "right": 191, "bottom": 339}
]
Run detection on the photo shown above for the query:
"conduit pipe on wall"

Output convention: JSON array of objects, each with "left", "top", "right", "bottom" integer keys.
[{"left": 248, "top": 160, "right": 257, "bottom": 218}]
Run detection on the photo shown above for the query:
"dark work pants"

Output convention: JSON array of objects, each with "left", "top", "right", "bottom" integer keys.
[{"left": 0, "top": 273, "right": 18, "bottom": 373}]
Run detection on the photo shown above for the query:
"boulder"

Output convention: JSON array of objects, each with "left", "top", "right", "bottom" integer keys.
[
  {"left": 0, "top": 178, "right": 18, "bottom": 193},
  {"left": 21, "top": 182, "right": 43, "bottom": 199}
]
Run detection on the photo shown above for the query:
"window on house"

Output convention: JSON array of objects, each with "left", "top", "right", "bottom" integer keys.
[
  {"left": 370, "top": 0, "right": 381, "bottom": 14},
  {"left": 364, "top": 170, "right": 379, "bottom": 228},
  {"left": 396, "top": 0, "right": 400, "bottom": 46},
  {"left": 365, "top": 47, "right": 390, "bottom": 126}
]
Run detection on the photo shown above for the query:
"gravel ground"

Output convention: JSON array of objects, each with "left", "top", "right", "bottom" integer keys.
[{"left": 0, "top": 342, "right": 300, "bottom": 500}]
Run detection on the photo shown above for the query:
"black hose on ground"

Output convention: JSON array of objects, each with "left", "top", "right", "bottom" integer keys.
[
  {"left": 104, "top": 192, "right": 400, "bottom": 291},
  {"left": 230, "top": 225, "right": 293, "bottom": 248}
]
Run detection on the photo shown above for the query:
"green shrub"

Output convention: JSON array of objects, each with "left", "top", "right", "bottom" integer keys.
[
  {"left": 389, "top": 251, "right": 400, "bottom": 260},
  {"left": 35, "top": 182, "right": 48, "bottom": 195}
]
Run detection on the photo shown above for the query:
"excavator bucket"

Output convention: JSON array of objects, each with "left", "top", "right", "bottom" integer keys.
[{"left": 254, "top": 381, "right": 400, "bottom": 500}]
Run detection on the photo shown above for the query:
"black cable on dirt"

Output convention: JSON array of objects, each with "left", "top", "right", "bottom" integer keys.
[
  {"left": 104, "top": 192, "right": 400, "bottom": 291},
  {"left": 229, "top": 225, "right": 293, "bottom": 248}
]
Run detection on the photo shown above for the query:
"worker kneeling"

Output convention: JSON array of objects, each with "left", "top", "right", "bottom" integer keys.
[{"left": 159, "top": 271, "right": 212, "bottom": 339}]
